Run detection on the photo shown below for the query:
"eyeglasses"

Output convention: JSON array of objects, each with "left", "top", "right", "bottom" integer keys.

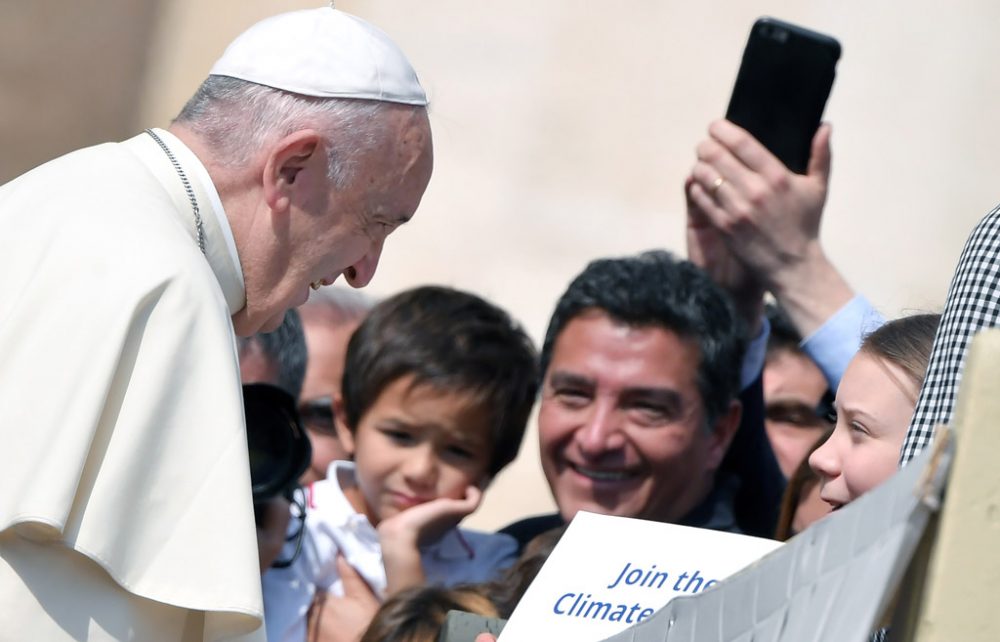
[
  {"left": 298, "top": 396, "right": 337, "bottom": 436},
  {"left": 271, "top": 485, "right": 307, "bottom": 569}
]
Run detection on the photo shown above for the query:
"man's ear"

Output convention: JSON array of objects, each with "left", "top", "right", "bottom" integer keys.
[
  {"left": 332, "top": 394, "right": 356, "bottom": 458},
  {"left": 262, "top": 130, "right": 323, "bottom": 213},
  {"left": 706, "top": 399, "right": 742, "bottom": 471}
]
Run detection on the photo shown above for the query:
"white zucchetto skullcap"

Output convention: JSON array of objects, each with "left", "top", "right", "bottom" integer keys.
[{"left": 209, "top": 7, "right": 427, "bottom": 106}]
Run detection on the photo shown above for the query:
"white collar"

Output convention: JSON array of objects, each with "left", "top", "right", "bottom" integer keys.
[
  {"left": 123, "top": 129, "right": 247, "bottom": 315},
  {"left": 313, "top": 461, "right": 473, "bottom": 560},
  {"left": 310, "top": 460, "right": 371, "bottom": 529}
]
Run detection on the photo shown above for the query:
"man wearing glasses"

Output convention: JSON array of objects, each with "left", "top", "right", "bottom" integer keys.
[{"left": 297, "top": 287, "right": 375, "bottom": 484}]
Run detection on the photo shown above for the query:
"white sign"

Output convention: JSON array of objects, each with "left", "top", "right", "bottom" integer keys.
[{"left": 499, "top": 511, "right": 783, "bottom": 641}]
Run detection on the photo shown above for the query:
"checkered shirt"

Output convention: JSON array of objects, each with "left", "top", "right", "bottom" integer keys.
[{"left": 901, "top": 202, "right": 1000, "bottom": 464}]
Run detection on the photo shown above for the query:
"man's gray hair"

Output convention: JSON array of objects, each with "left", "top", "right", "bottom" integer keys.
[
  {"left": 237, "top": 309, "right": 308, "bottom": 398},
  {"left": 174, "top": 76, "right": 410, "bottom": 188}
]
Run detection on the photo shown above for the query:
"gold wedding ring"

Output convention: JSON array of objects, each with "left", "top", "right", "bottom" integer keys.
[{"left": 710, "top": 176, "right": 726, "bottom": 194}]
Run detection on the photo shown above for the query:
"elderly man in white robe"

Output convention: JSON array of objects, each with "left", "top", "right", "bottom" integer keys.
[{"left": 0, "top": 7, "right": 432, "bottom": 642}]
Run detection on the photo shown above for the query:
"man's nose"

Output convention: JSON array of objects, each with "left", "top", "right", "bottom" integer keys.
[
  {"left": 574, "top": 402, "right": 625, "bottom": 456},
  {"left": 343, "top": 240, "right": 384, "bottom": 288}
]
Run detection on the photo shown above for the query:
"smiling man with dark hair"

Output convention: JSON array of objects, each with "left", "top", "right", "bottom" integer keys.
[{"left": 503, "top": 250, "right": 749, "bottom": 547}]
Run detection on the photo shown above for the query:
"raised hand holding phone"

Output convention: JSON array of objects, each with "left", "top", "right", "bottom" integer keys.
[
  {"left": 725, "top": 17, "right": 840, "bottom": 174},
  {"left": 686, "top": 17, "right": 855, "bottom": 339}
]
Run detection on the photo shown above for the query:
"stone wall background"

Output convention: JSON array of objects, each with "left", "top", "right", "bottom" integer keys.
[{"left": 6, "top": 0, "right": 999, "bottom": 530}]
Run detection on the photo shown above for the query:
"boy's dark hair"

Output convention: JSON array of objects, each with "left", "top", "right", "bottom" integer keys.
[
  {"left": 539, "top": 250, "right": 746, "bottom": 427},
  {"left": 342, "top": 286, "right": 539, "bottom": 477}
]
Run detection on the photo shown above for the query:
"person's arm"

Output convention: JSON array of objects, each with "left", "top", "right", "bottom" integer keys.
[
  {"left": 800, "top": 294, "right": 885, "bottom": 390},
  {"left": 686, "top": 173, "right": 765, "bottom": 338},
  {"left": 687, "top": 192, "right": 782, "bottom": 538},
  {"left": 686, "top": 120, "right": 856, "bottom": 339}
]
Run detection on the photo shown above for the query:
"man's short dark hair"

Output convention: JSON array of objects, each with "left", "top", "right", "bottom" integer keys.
[
  {"left": 237, "top": 309, "right": 308, "bottom": 398},
  {"left": 341, "top": 286, "right": 539, "bottom": 477},
  {"left": 539, "top": 250, "right": 746, "bottom": 426}
]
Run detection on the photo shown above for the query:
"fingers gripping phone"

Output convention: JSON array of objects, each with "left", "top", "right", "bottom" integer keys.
[{"left": 725, "top": 17, "right": 841, "bottom": 174}]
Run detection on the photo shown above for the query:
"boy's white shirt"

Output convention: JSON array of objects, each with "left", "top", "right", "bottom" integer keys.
[{"left": 262, "top": 461, "right": 518, "bottom": 642}]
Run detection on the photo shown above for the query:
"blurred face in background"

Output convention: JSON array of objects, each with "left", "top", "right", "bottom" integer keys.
[
  {"left": 763, "top": 347, "right": 832, "bottom": 478},
  {"left": 298, "top": 312, "right": 363, "bottom": 484}
]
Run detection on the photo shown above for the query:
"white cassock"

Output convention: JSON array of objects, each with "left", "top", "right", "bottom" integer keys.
[{"left": 0, "top": 129, "right": 265, "bottom": 641}]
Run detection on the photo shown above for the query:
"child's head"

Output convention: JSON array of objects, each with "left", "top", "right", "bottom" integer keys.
[
  {"left": 335, "top": 286, "right": 538, "bottom": 524},
  {"left": 809, "top": 313, "right": 939, "bottom": 510},
  {"left": 360, "top": 585, "right": 498, "bottom": 642}
]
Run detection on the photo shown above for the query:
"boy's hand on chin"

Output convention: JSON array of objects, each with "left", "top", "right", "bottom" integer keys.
[
  {"left": 378, "top": 486, "right": 483, "bottom": 594},
  {"left": 378, "top": 485, "right": 483, "bottom": 547}
]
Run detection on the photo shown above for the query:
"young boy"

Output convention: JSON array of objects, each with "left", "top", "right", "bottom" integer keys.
[{"left": 262, "top": 286, "right": 539, "bottom": 642}]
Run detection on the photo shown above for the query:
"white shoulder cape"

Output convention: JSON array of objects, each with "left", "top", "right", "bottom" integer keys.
[{"left": 0, "top": 131, "right": 263, "bottom": 641}]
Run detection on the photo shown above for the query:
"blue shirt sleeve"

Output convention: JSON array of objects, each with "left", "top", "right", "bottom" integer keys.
[
  {"left": 801, "top": 294, "right": 886, "bottom": 390},
  {"left": 741, "top": 316, "right": 770, "bottom": 391}
]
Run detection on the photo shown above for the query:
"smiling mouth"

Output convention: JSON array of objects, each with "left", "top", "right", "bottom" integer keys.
[
  {"left": 311, "top": 275, "right": 341, "bottom": 291},
  {"left": 570, "top": 463, "right": 637, "bottom": 482}
]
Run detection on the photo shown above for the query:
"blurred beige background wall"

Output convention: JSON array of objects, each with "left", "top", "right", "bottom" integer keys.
[{"left": 6, "top": 1, "right": 999, "bottom": 530}]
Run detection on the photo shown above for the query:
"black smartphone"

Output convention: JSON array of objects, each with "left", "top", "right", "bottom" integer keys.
[{"left": 725, "top": 17, "right": 841, "bottom": 174}]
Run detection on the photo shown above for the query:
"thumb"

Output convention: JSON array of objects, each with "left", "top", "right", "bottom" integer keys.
[{"left": 808, "top": 122, "right": 832, "bottom": 184}]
